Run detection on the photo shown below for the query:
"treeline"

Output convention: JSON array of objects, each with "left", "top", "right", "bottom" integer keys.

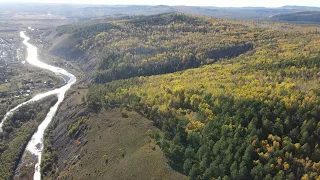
[
  {"left": 57, "top": 22, "right": 120, "bottom": 39},
  {"left": 93, "top": 43, "right": 253, "bottom": 83},
  {"left": 0, "top": 96, "right": 58, "bottom": 179},
  {"left": 128, "top": 13, "right": 209, "bottom": 27}
]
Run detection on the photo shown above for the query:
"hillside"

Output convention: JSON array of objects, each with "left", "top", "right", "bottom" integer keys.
[
  {"left": 50, "top": 14, "right": 256, "bottom": 82},
  {"left": 40, "top": 14, "right": 320, "bottom": 180},
  {"left": 40, "top": 89, "right": 187, "bottom": 180},
  {"left": 271, "top": 11, "right": 320, "bottom": 23}
]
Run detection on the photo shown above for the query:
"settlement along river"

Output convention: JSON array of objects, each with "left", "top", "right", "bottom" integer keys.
[{"left": 0, "top": 31, "right": 76, "bottom": 179}]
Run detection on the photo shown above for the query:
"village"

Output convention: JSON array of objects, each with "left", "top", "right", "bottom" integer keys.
[
  {"left": 0, "top": 36, "right": 19, "bottom": 82},
  {"left": 0, "top": 33, "right": 59, "bottom": 101},
  {"left": 0, "top": 34, "right": 24, "bottom": 98}
]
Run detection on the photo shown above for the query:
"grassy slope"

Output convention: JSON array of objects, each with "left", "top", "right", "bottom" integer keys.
[
  {"left": 42, "top": 88, "right": 186, "bottom": 180},
  {"left": 66, "top": 108, "right": 186, "bottom": 180}
]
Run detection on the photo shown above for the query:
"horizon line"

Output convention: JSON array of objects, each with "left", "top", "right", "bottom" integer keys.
[{"left": 0, "top": 2, "right": 319, "bottom": 8}]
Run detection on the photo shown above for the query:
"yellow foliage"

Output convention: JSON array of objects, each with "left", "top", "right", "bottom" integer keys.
[
  {"left": 266, "top": 145, "right": 274, "bottom": 153},
  {"left": 273, "top": 141, "right": 280, "bottom": 149},
  {"left": 253, "top": 160, "right": 260, "bottom": 165},
  {"left": 283, "top": 162, "right": 290, "bottom": 170},
  {"left": 185, "top": 121, "right": 205, "bottom": 134},
  {"left": 312, "top": 162, "right": 320, "bottom": 172},
  {"left": 277, "top": 157, "right": 282, "bottom": 165},
  {"left": 261, "top": 140, "right": 268, "bottom": 146},
  {"left": 301, "top": 174, "right": 309, "bottom": 180},
  {"left": 294, "top": 143, "right": 301, "bottom": 149},
  {"left": 158, "top": 104, "right": 169, "bottom": 114}
]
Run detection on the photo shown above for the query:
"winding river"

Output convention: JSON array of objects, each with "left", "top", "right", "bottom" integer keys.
[{"left": 0, "top": 31, "right": 76, "bottom": 179}]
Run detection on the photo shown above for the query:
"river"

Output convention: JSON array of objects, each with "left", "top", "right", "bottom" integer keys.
[{"left": 0, "top": 31, "right": 76, "bottom": 179}]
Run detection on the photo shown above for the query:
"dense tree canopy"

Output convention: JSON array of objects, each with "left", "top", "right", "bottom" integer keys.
[
  {"left": 60, "top": 14, "right": 257, "bottom": 83},
  {"left": 62, "top": 13, "right": 320, "bottom": 179}
]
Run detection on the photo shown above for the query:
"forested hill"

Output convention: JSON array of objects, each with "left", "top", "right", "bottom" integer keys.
[
  {"left": 45, "top": 13, "right": 320, "bottom": 179},
  {"left": 271, "top": 11, "right": 320, "bottom": 23},
  {"left": 52, "top": 14, "right": 257, "bottom": 82}
]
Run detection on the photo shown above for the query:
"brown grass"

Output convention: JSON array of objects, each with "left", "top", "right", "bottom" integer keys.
[{"left": 46, "top": 89, "right": 187, "bottom": 180}]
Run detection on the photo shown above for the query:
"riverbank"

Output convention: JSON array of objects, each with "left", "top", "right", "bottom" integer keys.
[
  {"left": 0, "top": 96, "right": 58, "bottom": 179},
  {"left": 15, "top": 31, "right": 76, "bottom": 180}
]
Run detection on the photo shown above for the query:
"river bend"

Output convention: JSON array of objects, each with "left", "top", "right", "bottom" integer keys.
[{"left": 0, "top": 31, "right": 76, "bottom": 180}]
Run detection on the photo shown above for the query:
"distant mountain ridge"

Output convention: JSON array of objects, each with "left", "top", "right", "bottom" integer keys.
[
  {"left": 281, "top": 5, "right": 320, "bottom": 10},
  {"left": 271, "top": 11, "right": 320, "bottom": 22},
  {"left": 0, "top": 3, "right": 320, "bottom": 22}
]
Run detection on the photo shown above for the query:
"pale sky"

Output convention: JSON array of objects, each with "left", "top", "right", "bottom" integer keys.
[{"left": 0, "top": 0, "right": 319, "bottom": 7}]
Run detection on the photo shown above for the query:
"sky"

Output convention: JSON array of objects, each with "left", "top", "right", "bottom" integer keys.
[{"left": 0, "top": 0, "right": 319, "bottom": 7}]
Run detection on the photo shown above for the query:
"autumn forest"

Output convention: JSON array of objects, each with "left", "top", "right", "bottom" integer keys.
[
  {"left": 35, "top": 13, "right": 320, "bottom": 179},
  {"left": 47, "top": 13, "right": 320, "bottom": 179}
]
